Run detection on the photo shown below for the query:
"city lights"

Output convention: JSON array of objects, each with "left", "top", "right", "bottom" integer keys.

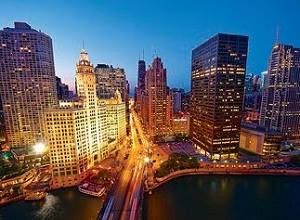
[
  {"left": 33, "top": 142, "right": 46, "bottom": 154},
  {"left": 144, "top": 156, "right": 150, "bottom": 164}
]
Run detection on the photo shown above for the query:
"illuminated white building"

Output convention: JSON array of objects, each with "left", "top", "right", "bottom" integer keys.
[
  {"left": 45, "top": 50, "right": 109, "bottom": 188},
  {"left": 105, "top": 90, "right": 126, "bottom": 144}
]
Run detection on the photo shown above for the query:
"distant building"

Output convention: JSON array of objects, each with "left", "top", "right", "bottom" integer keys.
[
  {"left": 172, "top": 113, "right": 190, "bottom": 136},
  {"left": 135, "top": 59, "right": 146, "bottom": 114},
  {"left": 240, "top": 122, "right": 282, "bottom": 155},
  {"left": 0, "top": 22, "right": 58, "bottom": 150},
  {"left": 260, "top": 44, "right": 300, "bottom": 139},
  {"left": 0, "top": 96, "right": 5, "bottom": 144},
  {"left": 141, "top": 57, "right": 173, "bottom": 138},
  {"left": 191, "top": 33, "right": 248, "bottom": 159},
  {"left": 181, "top": 91, "right": 191, "bottom": 113},
  {"left": 171, "top": 88, "right": 184, "bottom": 113},
  {"left": 94, "top": 64, "right": 129, "bottom": 133},
  {"left": 56, "top": 76, "right": 71, "bottom": 100},
  {"left": 104, "top": 90, "right": 126, "bottom": 144},
  {"left": 243, "top": 73, "right": 262, "bottom": 123},
  {"left": 45, "top": 50, "right": 108, "bottom": 188}
]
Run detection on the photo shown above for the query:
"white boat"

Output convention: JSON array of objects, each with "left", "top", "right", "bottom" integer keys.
[{"left": 78, "top": 184, "right": 105, "bottom": 197}]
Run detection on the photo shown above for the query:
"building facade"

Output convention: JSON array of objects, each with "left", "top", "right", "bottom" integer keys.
[
  {"left": 135, "top": 59, "right": 146, "bottom": 114},
  {"left": 260, "top": 44, "right": 300, "bottom": 139},
  {"left": 105, "top": 90, "right": 126, "bottom": 143},
  {"left": 0, "top": 22, "right": 58, "bottom": 150},
  {"left": 191, "top": 33, "right": 248, "bottom": 159},
  {"left": 45, "top": 50, "right": 108, "bottom": 188},
  {"left": 0, "top": 96, "right": 5, "bottom": 144},
  {"left": 172, "top": 113, "right": 190, "bottom": 136},
  {"left": 171, "top": 88, "right": 184, "bottom": 113},
  {"left": 243, "top": 73, "right": 263, "bottom": 123},
  {"left": 56, "top": 76, "right": 71, "bottom": 100},
  {"left": 240, "top": 122, "right": 282, "bottom": 155},
  {"left": 141, "top": 57, "right": 173, "bottom": 138},
  {"left": 94, "top": 64, "right": 129, "bottom": 133}
]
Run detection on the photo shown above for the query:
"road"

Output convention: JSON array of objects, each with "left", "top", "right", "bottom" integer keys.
[{"left": 101, "top": 109, "right": 150, "bottom": 220}]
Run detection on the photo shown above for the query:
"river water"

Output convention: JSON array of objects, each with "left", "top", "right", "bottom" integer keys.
[
  {"left": 1, "top": 176, "right": 300, "bottom": 220},
  {"left": 143, "top": 175, "right": 300, "bottom": 220},
  {"left": 0, "top": 187, "right": 103, "bottom": 220}
]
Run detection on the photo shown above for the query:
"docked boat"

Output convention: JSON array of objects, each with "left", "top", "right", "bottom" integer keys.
[
  {"left": 25, "top": 191, "right": 47, "bottom": 201},
  {"left": 78, "top": 183, "right": 105, "bottom": 197}
]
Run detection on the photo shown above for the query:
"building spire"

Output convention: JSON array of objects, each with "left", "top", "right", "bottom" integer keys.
[
  {"left": 80, "top": 49, "right": 89, "bottom": 62},
  {"left": 276, "top": 26, "right": 280, "bottom": 44}
]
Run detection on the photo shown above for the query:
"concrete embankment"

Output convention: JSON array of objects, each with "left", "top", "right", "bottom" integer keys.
[{"left": 145, "top": 168, "right": 300, "bottom": 192}]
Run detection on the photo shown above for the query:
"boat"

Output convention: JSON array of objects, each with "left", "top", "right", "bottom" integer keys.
[
  {"left": 78, "top": 183, "right": 106, "bottom": 197},
  {"left": 25, "top": 191, "right": 48, "bottom": 201}
]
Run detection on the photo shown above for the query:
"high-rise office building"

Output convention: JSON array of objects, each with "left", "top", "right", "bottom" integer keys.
[
  {"left": 45, "top": 50, "right": 109, "bottom": 188},
  {"left": 94, "top": 64, "right": 127, "bottom": 99},
  {"left": 191, "top": 33, "right": 248, "bottom": 159},
  {"left": 243, "top": 73, "right": 262, "bottom": 122},
  {"left": 181, "top": 91, "right": 191, "bottom": 113},
  {"left": 141, "top": 57, "right": 172, "bottom": 138},
  {"left": 171, "top": 88, "right": 184, "bottom": 113},
  {"left": 56, "top": 76, "right": 71, "bottom": 100},
  {"left": 0, "top": 22, "right": 58, "bottom": 150},
  {"left": 0, "top": 95, "right": 5, "bottom": 144},
  {"left": 94, "top": 64, "right": 129, "bottom": 133},
  {"left": 135, "top": 59, "right": 146, "bottom": 113},
  {"left": 260, "top": 44, "right": 300, "bottom": 139}
]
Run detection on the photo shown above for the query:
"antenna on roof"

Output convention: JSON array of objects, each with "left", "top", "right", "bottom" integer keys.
[
  {"left": 142, "top": 49, "right": 145, "bottom": 60},
  {"left": 82, "top": 40, "right": 85, "bottom": 49},
  {"left": 276, "top": 26, "right": 280, "bottom": 44}
]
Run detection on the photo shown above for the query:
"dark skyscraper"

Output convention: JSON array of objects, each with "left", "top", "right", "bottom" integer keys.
[
  {"left": 0, "top": 22, "right": 58, "bottom": 150},
  {"left": 0, "top": 95, "right": 5, "bottom": 144},
  {"left": 56, "top": 76, "right": 70, "bottom": 100},
  {"left": 94, "top": 64, "right": 130, "bottom": 133},
  {"left": 171, "top": 88, "right": 184, "bottom": 113},
  {"left": 135, "top": 59, "right": 146, "bottom": 114},
  {"left": 260, "top": 44, "right": 300, "bottom": 139},
  {"left": 191, "top": 33, "right": 248, "bottom": 159}
]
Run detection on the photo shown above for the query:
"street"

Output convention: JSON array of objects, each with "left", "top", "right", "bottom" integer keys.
[{"left": 101, "top": 109, "right": 150, "bottom": 220}]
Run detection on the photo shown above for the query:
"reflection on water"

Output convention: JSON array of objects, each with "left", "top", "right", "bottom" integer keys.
[
  {"left": 0, "top": 188, "right": 104, "bottom": 220},
  {"left": 143, "top": 175, "right": 300, "bottom": 220},
  {"left": 35, "top": 194, "right": 60, "bottom": 220}
]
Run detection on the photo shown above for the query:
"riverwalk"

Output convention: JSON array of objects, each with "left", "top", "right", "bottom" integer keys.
[{"left": 145, "top": 168, "right": 300, "bottom": 192}]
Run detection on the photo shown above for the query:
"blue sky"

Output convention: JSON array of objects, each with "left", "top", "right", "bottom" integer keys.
[{"left": 1, "top": 0, "right": 300, "bottom": 93}]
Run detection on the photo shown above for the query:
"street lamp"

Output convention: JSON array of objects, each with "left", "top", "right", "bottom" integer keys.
[
  {"left": 33, "top": 142, "right": 46, "bottom": 154},
  {"left": 144, "top": 156, "right": 150, "bottom": 164}
]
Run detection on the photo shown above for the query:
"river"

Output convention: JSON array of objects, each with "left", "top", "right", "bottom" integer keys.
[
  {"left": 1, "top": 176, "right": 300, "bottom": 220},
  {"left": 143, "top": 175, "right": 300, "bottom": 220},
  {"left": 0, "top": 187, "right": 103, "bottom": 220}
]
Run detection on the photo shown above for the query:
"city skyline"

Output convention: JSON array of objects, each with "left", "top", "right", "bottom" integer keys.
[
  {"left": 1, "top": 0, "right": 300, "bottom": 92},
  {"left": 1, "top": 2, "right": 300, "bottom": 220}
]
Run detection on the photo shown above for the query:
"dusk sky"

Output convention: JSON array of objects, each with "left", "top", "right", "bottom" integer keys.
[{"left": 1, "top": 0, "right": 300, "bottom": 93}]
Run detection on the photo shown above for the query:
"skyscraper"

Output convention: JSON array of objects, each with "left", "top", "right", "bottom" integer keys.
[
  {"left": 94, "top": 64, "right": 129, "bottom": 133},
  {"left": 260, "top": 44, "right": 300, "bottom": 139},
  {"left": 171, "top": 88, "right": 184, "bottom": 114},
  {"left": 0, "top": 95, "right": 5, "bottom": 144},
  {"left": 56, "top": 76, "right": 71, "bottom": 100},
  {"left": 135, "top": 59, "right": 146, "bottom": 114},
  {"left": 45, "top": 50, "right": 109, "bottom": 188},
  {"left": 141, "top": 57, "right": 172, "bottom": 138},
  {"left": 191, "top": 33, "right": 248, "bottom": 159},
  {"left": 0, "top": 22, "right": 58, "bottom": 150}
]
